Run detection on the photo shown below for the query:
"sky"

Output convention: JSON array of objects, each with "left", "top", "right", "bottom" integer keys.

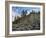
[{"left": 12, "top": 7, "right": 40, "bottom": 17}]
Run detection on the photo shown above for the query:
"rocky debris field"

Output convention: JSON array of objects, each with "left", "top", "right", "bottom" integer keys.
[{"left": 12, "top": 23, "right": 40, "bottom": 31}]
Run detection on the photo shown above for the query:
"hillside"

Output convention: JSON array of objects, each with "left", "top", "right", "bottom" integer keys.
[{"left": 12, "top": 13, "right": 40, "bottom": 31}]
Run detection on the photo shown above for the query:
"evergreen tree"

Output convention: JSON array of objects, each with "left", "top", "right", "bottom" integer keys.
[
  {"left": 21, "top": 10, "right": 27, "bottom": 16},
  {"left": 38, "top": 11, "right": 40, "bottom": 14}
]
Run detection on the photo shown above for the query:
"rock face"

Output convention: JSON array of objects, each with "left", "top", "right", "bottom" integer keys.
[{"left": 12, "top": 13, "right": 40, "bottom": 31}]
